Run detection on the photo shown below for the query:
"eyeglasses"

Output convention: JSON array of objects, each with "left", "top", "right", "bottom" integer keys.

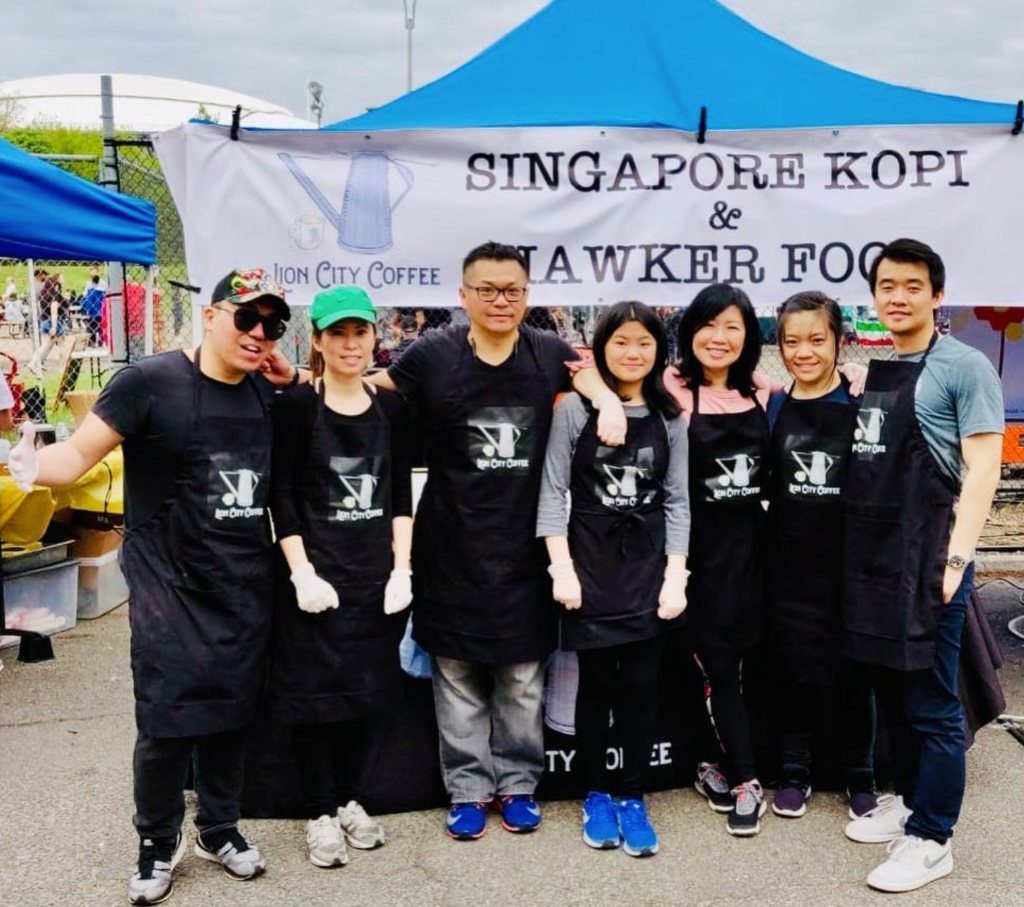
[
  {"left": 212, "top": 304, "right": 288, "bottom": 340},
  {"left": 464, "top": 284, "right": 527, "bottom": 303}
]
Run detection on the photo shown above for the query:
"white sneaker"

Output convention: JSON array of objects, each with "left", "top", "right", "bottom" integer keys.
[
  {"left": 128, "top": 832, "right": 187, "bottom": 905},
  {"left": 27, "top": 360, "right": 44, "bottom": 380},
  {"left": 338, "top": 800, "right": 386, "bottom": 849},
  {"left": 844, "top": 793, "right": 911, "bottom": 843},
  {"left": 867, "top": 835, "right": 953, "bottom": 892},
  {"left": 306, "top": 814, "right": 348, "bottom": 868}
]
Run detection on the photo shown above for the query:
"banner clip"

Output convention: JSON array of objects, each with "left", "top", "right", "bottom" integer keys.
[
  {"left": 230, "top": 105, "right": 242, "bottom": 141},
  {"left": 698, "top": 106, "right": 708, "bottom": 144},
  {"left": 1013, "top": 100, "right": 1023, "bottom": 136}
]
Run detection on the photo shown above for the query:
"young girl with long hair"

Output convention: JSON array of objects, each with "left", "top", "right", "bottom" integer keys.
[
  {"left": 268, "top": 286, "right": 413, "bottom": 868},
  {"left": 538, "top": 301, "right": 690, "bottom": 857}
]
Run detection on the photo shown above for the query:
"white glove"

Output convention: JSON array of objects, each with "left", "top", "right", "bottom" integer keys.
[
  {"left": 548, "top": 560, "right": 582, "bottom": 610},
  {"left": 658, "top": 565, "right": 690, "bottom": 620},
  {"left": 384, "top": 567, "right": 413, "bottom": 615},
  {"left": 593, "top": 390, "right": 627, "bottom": 447},
  {"left": 290, "top": 562, "right": 339, "bottom": 613},
  {"left": 7, "top": 422, "right": 39, "bottom": 491}
]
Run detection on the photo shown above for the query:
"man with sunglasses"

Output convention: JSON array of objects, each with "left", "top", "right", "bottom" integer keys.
[
  {"left": 8, "top": 267, "right": 301, "bottom": 905},
  {"left": 369, "top": 242, "right": 626, "bottom": 841}
]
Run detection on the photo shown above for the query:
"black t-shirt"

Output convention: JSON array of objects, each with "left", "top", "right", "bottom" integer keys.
[
  {"left": 93, "top": 350, "right": 276, "bottom": 529},
  {"left": 269, "top": 383, "right": 413, "bottom": 539}
]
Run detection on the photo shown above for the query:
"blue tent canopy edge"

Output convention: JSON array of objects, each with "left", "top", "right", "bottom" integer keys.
[
  {"left": 324, "top": 0, "right": 1018, "bottom": 133},
  {"left": 0, "top": 136, "right": 157, "bottom": 264}
]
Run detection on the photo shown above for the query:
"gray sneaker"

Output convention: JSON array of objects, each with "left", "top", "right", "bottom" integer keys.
[
  {"left": 694, "top": 762, "right": 733, "bottom": 813},
  {"left": 727, "top": 780, "right": 767, "bottom": 837},
  {"left": 307, "top": 814, "right": 349, "bottom": 868},
  {"left": 194, "top": 828, "right": 266, "bottom": 880},
  {"left": 338, "top": 800, "right": 386, "bottom": 849},
  {"left": 128, "top": 832, "right": 187, "bottom": 905}
]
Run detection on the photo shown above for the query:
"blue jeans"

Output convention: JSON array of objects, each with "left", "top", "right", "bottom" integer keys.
[
  {"left": 431, "top": 656, "right": 545, "bottom": 803},
  {"left": 875, "top": 565, "right": 973, "bottom": 844}
]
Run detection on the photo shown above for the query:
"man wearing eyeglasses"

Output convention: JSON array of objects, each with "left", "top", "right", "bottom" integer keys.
[
  {"left": 369, "top": 242, "right": 625, "bottom": 841},
  {"left": 8, "top": 267, "right": 301, "bottom": 904}
]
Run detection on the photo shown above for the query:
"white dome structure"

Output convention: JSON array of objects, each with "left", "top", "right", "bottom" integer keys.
[{"left": 0, "top": 73, "right": 316, "bottom": 131}]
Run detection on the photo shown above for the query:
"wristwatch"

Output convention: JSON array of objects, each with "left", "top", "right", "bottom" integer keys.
[{"left": 946, "top": 553, "right": 969, "bottom": 571}]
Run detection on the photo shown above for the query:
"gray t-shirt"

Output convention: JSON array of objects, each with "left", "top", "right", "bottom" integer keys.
[
  {"left": 536, "top": 392, "right": 690, "bottom": 555},
  {"left": 897, "top": 334, "right": 1004, "bottom": 487}
]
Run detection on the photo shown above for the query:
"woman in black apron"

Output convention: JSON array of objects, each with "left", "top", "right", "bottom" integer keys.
[
  {"left": 764, "top": 292, "right": 876, "bottom": 822},
  {"left": 539, "top": 302, "right": 689, "bottom": 858},
  {"left": 663, "top": 283, "right": 773, "bottom": 837},
  {"left": 268, "top": 286, "right": 413, "bottom": 869}
]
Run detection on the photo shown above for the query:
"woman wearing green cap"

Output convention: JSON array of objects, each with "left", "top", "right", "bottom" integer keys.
[{"left": 268, "top": 285, "right": 414, "bottom": 869}]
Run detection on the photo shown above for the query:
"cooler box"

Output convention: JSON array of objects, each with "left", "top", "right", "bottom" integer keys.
[
  {"left": 1, "top": 559, "right": 79, "bottom": 649},
  {"left": 77, "top": 550, "right": 129, "bottom": 619}
]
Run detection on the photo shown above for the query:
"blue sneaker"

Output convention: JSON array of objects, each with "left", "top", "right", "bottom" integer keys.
[
  {"left": 582, "top": 791, "right": 621, "bottom": 850},
  {"left": 497, "top": 794, "right": 542, "bottom": 833},
  {"left": 617, "top": 798, "right": 659, "bottom": 857},
  {"left": 446, "top": 802, "right": 488, "bottom": 840}
]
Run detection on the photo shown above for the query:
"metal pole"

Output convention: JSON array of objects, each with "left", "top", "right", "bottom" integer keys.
[
  {"left": 144, "top": 266, "right": 154, "bottom": 356},
  {"left": 403, "top": 0, "right": 418, "bottom": 93},
  {"left": 99, "top": 75, "right": 128, "bottom": 364},
  {"left": 26, "top": 259, "right": 40, "bottom": 352}
]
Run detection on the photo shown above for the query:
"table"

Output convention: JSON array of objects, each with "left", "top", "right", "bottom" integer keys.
[{"left": 69, "top": 348, "right": 111, "bottom": 389}]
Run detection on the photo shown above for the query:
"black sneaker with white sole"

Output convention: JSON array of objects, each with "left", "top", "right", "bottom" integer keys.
[
  {"left": 128, "top": 832, "right": 187, "bottom": 905},
  {"left": 194, "top": 827, "right": 266, "bottom": 880},
  {"left": 694, "top": 761, "right": 733, "bottom": 813},
  {"left": 727, "top": 780, "right": 767, "bottom": 836}
]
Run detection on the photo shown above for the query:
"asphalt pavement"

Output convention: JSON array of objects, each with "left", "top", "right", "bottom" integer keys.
[{"left": 2, "top": 574, "right": 1023, "bottom": 907}]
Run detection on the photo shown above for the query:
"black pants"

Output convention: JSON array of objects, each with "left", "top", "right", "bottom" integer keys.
[
  {"left": 692, "top": 646, "right": 756, "bottom": 785},
  {"left": 775, "top": 661, "right": 876, "bottom": 790},
  {"left": 292, "top": 719, "right": 378, "bottom": 819},
  {"left": 575, "top": 636, "right": 664, "bottom": 801},
  {"left": 133, "top": 729, "right": 245, "bottom": 841}
]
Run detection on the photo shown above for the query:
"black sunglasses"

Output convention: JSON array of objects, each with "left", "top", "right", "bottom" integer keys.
[{"left": 213, "top": 304, "right": 288, "bottom": 340}]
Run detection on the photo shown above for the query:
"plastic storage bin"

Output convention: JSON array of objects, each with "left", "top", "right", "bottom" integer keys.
[
  {"left": 77, "top": 550, "right": 130, "bottom": 619},
  {"left": 0, "top": 558, "right": 79, "bottom": 649}
]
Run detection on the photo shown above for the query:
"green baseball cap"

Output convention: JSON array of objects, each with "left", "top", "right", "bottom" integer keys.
[{"left": 310, "top": 286, "right": 376, "bottom": 330}]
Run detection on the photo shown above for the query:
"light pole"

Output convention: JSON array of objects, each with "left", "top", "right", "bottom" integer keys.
[
  {"left": 403, "top": 0, "right": 418, "bottom": 93},
  {"left": 307, "top": 80, "right": 324, "bottom": 127}
]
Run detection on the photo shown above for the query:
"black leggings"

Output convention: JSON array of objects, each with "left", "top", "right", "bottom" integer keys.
[
  {"left": 575, "top": 636, "right": 664, "bottom": 800},
  {"left": 292, "top": 719, "right": 379, "bottom": 819},
  {"left": 692, "top": 647, "right": 756, "bottom": 785}
]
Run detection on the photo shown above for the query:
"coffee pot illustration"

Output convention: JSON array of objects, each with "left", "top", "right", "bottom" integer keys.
[
  {"left": 219, "top": 469, "right": 260, "bottom": 507},
  {"left": 279, "top": 151, "right": 415, "bottom": 254},
  {"left": 791, "top": 450, "right": 835, "bottom": 486},
  {"left": 855, "top": 408, "right": 886, "bottom": 443},
  {"left": 716, "top": 453, "right": 755, "bottom": 488},
  {"left": 602, "top": 464, "right": 644, "bottom": 497},
  {"left": 477, "top": 423, "right": 522, "bottom": 458}
]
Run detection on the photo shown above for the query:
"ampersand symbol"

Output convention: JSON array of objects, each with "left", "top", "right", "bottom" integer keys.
[{"left": 709, "top": 201, "right": 742, "bottom": 230}]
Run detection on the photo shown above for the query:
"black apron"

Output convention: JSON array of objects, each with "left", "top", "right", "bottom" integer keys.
[
  {"left": 564, "top": 406, "right": 670, "bottom": 651},
  {"left": 842, "top": 334, "right": 956, "bottom": 671},
  {"left": 766, "top": 380, "right": 858, "bottom": 682},
  {"left": 682, "top": 384, "right": 769, "bottom": 650},
  {"left": 267, "top": 383, "right": 404, "bottom": 724},
  {"left": 411, "top": 330, "right": 558, "bottom": 664},
  {"left": 121, "top": 349, "right": 274, "bottom": 738}
]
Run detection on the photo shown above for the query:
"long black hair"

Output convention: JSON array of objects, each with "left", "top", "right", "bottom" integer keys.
[
  {"left": 592, "top": 301, "right": 680, "bottom": 419},
  {"left": 776, "top": 291, "right": 844, "bottom": 373},
  {"left": 675, "top": 283, "right": 761, "bottom": 397}
]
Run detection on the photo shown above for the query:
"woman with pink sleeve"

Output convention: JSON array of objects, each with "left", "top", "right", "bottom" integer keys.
[{"left": 663, "top": 283, "right": 774, "bottom": 837}]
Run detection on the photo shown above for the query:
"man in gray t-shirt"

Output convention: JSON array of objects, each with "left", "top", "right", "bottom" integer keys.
[{"left": 844, "top": 238, "right": 1004, "bottom": 894}]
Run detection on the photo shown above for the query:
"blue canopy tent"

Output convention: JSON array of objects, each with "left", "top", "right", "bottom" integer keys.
[
  {"left": 326, "top": 0, "right": 1018, "bottom": 132},
  {"left": 0, "top": 135, "right": 156, "bottom": 263}
]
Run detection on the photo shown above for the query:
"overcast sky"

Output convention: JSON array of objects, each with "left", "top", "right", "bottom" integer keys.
[{"left": 3, "top": 0, "right": 1023, "bottom": 124}]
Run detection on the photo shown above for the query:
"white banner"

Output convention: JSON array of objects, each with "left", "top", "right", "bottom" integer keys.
[{"left": 154, "top": 122, "right": 1024, "bottom": 308}]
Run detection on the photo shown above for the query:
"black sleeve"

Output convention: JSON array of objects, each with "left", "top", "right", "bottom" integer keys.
[
  {"left": 386, "top": 327, "right": 458, "bottom": 400},
  {"left": 91, "top": 364, "right": 152, "bottom": 438},
  {"left": 535, "top": 328, "right": 580, "bottom": 393},
  {"left": 269, "top": 385, "right": 315, "bottom": 541},
  {"left": 380, "top": 390, "right": 414, "bottom": 518}
]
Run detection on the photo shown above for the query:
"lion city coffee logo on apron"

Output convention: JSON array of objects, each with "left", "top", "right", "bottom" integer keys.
[
  {"left": 209, "top": 453, "right": 266, "bottom": 520},
  {"left": 788, "top": 447, "right": 843, "bottom": 498},
  {"left": 328, "top": 455, "right": 386, "bottom": 522},
  {"left": 595, "top": 445, "right": 657, "bottom": 509},
  {"left": 852, "top": 391, "right": 897, "bottom": 458},
  {"left": 707, "top": 450, "right": 762, "bottom": 500},
  {"left": 467, "top": 406, "right": 534, "bottom": 474}
]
